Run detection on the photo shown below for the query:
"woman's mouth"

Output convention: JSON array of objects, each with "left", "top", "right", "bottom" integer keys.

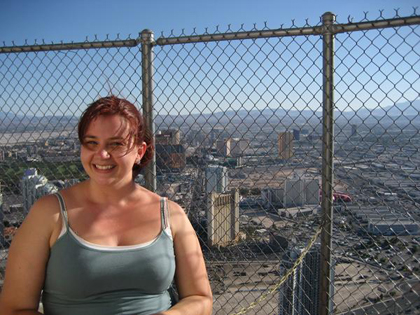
[{"left": 94, "top": 164, "right": 116, "bottom": 170}]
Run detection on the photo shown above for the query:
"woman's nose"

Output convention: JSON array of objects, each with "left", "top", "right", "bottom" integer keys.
[{"left": 97, "top": 147, "right": 111, "bottom": 158}]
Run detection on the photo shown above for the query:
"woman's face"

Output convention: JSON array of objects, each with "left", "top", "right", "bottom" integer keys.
[{"left": 80, "top": 114, "right": 145, "bottom": 188}]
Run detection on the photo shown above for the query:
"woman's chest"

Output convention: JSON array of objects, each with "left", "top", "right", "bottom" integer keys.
[
  {"left": 45, "top": 232, "right": 176, "bottom": 297},
  {"left": 67, "top": 205, "right": 162, "bottom": 246}
]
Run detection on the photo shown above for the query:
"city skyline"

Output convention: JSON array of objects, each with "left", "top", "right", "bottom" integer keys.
[
  {"left": 1, "top": 109, "right": 420, "bottom": 313},
  {"left": 1, "top": 3, "right": 419, "bottom": 313}
]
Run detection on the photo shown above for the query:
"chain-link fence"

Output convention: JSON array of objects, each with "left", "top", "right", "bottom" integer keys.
[{"left": 1, "top": 9, "right": 420, "bottom": 315}]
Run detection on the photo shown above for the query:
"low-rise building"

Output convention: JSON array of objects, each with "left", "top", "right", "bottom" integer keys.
[{"left": 278, "top": 206, "right": 318, "bottom": 218}]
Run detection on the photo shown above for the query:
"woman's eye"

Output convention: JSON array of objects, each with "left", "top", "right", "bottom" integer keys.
[
  {"left": 84, "top": 141, "right": 98, "bottom": 149},
  {"left": 108, "top": 142, "right": 128, "bottom": 152},
  {"left": 109, "top": 142, "right": 124, "bottom": 148}
]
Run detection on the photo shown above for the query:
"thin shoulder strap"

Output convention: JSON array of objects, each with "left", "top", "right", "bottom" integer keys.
[
  {"left": 54, "top": 192, "right": 70, "bottom": 229},
  {"left": 160, "top": 197, "right": 170, "bottom": 230}
]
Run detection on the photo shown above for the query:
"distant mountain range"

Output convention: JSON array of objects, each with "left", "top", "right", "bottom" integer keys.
[
  {"left": 0, "top": 112, "right": 78, "bottom": 133},
  {"left": 1, "top": 99, "right": 419, "bottom": 133},
  {"left": 350, "top": 99, "right": 420, "bottom": 117},
  {"left": 155, "top": 99, "right": 420, "bottom": 128}
]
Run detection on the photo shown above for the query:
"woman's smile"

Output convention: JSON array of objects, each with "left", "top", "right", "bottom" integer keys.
[{"left": 93, "top": 164, "right": 116, "bottom": 171}]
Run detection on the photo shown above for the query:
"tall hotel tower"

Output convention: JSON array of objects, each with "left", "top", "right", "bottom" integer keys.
[
  {"left": 21, "top": 168, "right": 58, "bottom": 214},
  {"left": 279, "top": 243, "right": 334, "bottom": 315},
  {"left": 278, "top": 132, "right": 294, "bottom": 160},
  {"left": 205, "top": 165, "right": 229, "bottom": 194}
]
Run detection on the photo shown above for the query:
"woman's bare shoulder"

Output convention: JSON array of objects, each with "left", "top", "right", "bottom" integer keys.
[
  {"left": 17, "top": 193, "right": 62, "bottom": 241},
  {"left": 166, "top": 199, "right": 191, "bottom": 236},
  {"left": 134, "top": 184, "right": 162, "bottom": 203},
  {"left": 29, "top": 193, "right": 61, "bottom": 218},
  {"left": 6, "top": 193, "right": 62, "bottom": 256},
  {"left": 167, "top": 199, "right": 185, "bottom": 215},
  {"left": 57, "top": 181, "right": 92, "bottom": 208},
  {"left": 59, "top": 181, "right": 85, "bottom": 198}
]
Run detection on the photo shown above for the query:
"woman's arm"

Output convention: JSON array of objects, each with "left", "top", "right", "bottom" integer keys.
[
  {"left": 0, "top": 195, "right": 59, "bottom": 315},
  {"left": 157, "top": 201, "right": 212, "bottom": 315}
]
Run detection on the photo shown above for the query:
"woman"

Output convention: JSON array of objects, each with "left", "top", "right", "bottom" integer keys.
[{"left": 0, "top": 96, "right": 213, "bottom": 315}]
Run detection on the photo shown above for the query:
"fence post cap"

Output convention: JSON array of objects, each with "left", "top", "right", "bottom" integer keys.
[
  {"left": 322, "top": 12, "right": 336, "bottom": 23},
  {"left": 140, "top": 29, "right": 154, "bottom": 42}
]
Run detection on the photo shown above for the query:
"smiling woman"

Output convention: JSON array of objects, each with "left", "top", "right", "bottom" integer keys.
[
  {"left": 0, "top": 96, "right": 213, "bottom": 315},
  {"left": 80, "top": 114, "right": 147, "bottom": 188},
  {"left": 78, "top": 96, "right": 154, "bottom": 177}
]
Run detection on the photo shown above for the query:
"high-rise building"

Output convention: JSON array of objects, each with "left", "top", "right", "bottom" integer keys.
[
  {"left": 230, "top": 138, "right": 249, "bottom": 157},
  {"left": 216, "top": 138, "right": 231, "bottom": 157},
  {"left": 351, "top": 124, "right": 357, "bottom": 137},
  {"left": 307, "top": 131, "right": 321, "bottom": 142},
  {"left": 206, "top": 189, "right": 239, "bottom": 246},
  {"left": 156, "top": 129, "right": 181, "bottom": 145},
  {"left": 205, "top": 165, "right": 228, "bottom": 194},
  {"left": 156, "top": 144, "right": 186, "bottom": 172},
  {"left": 284, "top": 179, "right": 305, "bottom": 207},
  {"left": 304, "top": 179, "right": 320, "bottom": 205},
  {"left": 278, "top": 132, "right": 294, "bottom": 160},
  {"left": 261, "top": 187, "right": 285, "bottom": 207},
  {"left": 283, "top": 179, "right": 320, "bottom": 207},
  {"left": 208, "top": 126, "right": 228, "bottom": 148},
  {"left": 293, "top": 129, "right": 301, "bottom": 141},
  {"left": 279, "top": 243, "right": 334, "bottom": 315},
  {"left": 21, "top": 168, "right": 58, "bottom": 214},
  {"left": 209, "top": 127, "right": 224, "bottom": 145}
]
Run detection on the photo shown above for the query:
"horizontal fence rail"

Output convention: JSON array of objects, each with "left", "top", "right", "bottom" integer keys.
[
  {"left": 1, "top": 8, "right": 419, "bottom": 315},
  {"left": 2, "top": 15, "right": 419, "bottom": 53},
  {"left": 0, "top": 39, "right": 140, "bottom": 53}
]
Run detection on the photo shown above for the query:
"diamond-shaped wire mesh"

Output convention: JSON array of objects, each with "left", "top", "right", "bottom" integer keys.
[
  {"left": 0, "top": 9, "right": 420, "bottom": 315},
  {"left": 0, "top": 43, "right": 142, "bottom": 292},
  {"left": 153, "top": 33, "right": 324, "bottom": 314},
  {"left": 331, "top": 16, "right": 420, "bottom": 315}
]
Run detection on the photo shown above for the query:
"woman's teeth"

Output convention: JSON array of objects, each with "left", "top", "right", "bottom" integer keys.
[{"left": 95, "top": 165, "right": 114, "bottom": 170}]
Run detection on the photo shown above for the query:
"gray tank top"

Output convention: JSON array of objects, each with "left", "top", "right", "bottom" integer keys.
[{"left": 42, "top": 193, "right": 176, "bottom": 315}]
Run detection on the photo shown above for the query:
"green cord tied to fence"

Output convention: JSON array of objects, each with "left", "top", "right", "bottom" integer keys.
[{"left": 230, "top": 224, "right": 323, "bottom": 315}]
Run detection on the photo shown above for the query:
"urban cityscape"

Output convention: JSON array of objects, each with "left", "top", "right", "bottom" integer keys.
[
  {"left": 0, "top": 102, "right": 419, "bottom": 314},
  {"left": 0, "top": 1, "right": 419, "bottom": 313}
]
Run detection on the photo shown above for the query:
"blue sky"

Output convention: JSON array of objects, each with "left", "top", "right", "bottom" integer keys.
[
  {"left": 0, "top": 0, "right": 419, "bottom": 116},
  {"left": 1, "top": 0, "right": 418, "bottom": 44}
]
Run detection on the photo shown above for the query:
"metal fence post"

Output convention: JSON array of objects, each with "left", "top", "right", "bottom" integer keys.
[
  {"left": 320, "top": 11, "right": 335, "bottom": 315},
  {"left": 141, "top": 29, "right": 157, "bottom": 192}
]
